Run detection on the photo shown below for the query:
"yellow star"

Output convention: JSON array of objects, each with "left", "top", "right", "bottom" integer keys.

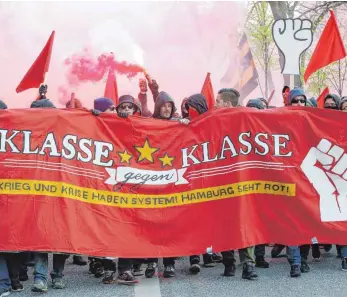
[
  {"left": 159, "top": 153, "right": 175, "bottom": 167},
  {"left": 134, "top": 138, "right": 159, "bottom": 163},
  {"left": 118, "top": 149, "right": 133, "bottom": 164}
]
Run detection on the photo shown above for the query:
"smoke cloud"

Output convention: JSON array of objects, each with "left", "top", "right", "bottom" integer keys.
[{"left": 0, "top": 1, "right": 249, "bottom": 110}]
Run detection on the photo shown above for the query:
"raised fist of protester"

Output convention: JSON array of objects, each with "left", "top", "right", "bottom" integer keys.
[
  {"left": 39, "top": 84, "right": 48, "bottom": 99},
  {"left": 139, "top": 78, "right": 148, "bottom": 93},
  {"left": 91, "top": 109, "right": 101, "bottom": 116},
  {"left": 272, "top": 19, "right": 313, "bottom": 75},
  {"left": 179, "top": 118, "right": 190, "bottom": 125},
  {"left": 301, "top": 139, "right": 347, "bottom": 222}
]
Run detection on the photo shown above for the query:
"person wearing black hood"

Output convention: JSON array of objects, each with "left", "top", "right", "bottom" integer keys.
[
  {"left": 145, "top": 92, "right": 190, "bottom": 279},
  {"left": 29, "top": 98, "right": 72, "bottom": 292},
  {"left": 324, "top": 94, "right": 340, "bottom": 110}
]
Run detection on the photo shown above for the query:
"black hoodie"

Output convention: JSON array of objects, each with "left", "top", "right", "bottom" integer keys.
[
  {"left": 152, "top": 91, "right": 176, "bottom": 120},
  {"left": 186, "top": 94, "right": 208, "bottom": 115}
]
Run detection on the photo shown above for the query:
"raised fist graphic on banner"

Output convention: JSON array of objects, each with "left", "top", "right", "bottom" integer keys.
[
  {"left": 301, "top": 139, "right": 347, "bottom": 222},
  {"left": 272, "top": 19, "right": 313, "bottom": 75}
]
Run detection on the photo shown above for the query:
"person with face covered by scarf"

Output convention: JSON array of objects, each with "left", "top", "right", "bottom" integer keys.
[
  {"left": 324, "top": 94, "right": 340, "bottom": 110},
  {"left": 92, "top": 96, "right": 139, "bottom": 285}
]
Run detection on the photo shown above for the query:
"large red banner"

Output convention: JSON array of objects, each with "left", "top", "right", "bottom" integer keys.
[{"left": 0, "top": 107, "right": 347, "bottom": 258}]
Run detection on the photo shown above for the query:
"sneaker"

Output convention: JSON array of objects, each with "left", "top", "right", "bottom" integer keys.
[
  {"left": 271, "top": 244, "right": 285, "bottom": 258},
  {"left": 163, "top": 265, "right": 175, "bottom": 278},
  {"left": 73, "top": 256, "right": 87, "bottom": 266},
  {"left": 11, "top": 280, "right": 24, "bottom": 292},
  {"left": 290, "top": 265, "right": 301, "bottom": 277},
  {"left": 300, "top": 261, "right": 310, "bottom": 273},
  {"left": 223, "top": 265, "right": 236, "bottom": 277},
  {"left": 342, "top": 258, "right": 347, "bottom": 271},
  {"left": 31, "top": 280, "right": 48, "bottom": 292},
  {"left": 312, "top": 244, "right": 321, "bottom": 261},
  {"left": 132, "top": 264, "right": 144, "bottom": 277},
  {"left": 324, "top": 244, "right": 332, "bottom": 253},
  {"left": 242, "top": 263, "right": 258, "bottom": 280},
  {"left": 145, "top": 262, "right": 157, "bottom": 278},
  {"left": 0, "top": 289, "right": 10, "bottom": 297},
  {"left": 93, "top": 262, "right": 105, "bottom": 278},
  {"left": 102, "top": 271, "right": 116, "bottom": 284},
  {"left": 189, "top": 263, "right": 201, "bottom": 275},
  {"left": 52, "top": 278, "right": 65, "bottom": 289},
  {"left": 117, "top": 271, "right": 138, "bottom": 285},
  {"left": 255, "top": 256, "right": 269, "bottom": 268}
]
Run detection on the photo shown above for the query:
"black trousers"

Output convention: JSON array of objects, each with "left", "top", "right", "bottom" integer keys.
[
  {"left": 189, "top": 254, "right": 212, "bottom": 265},
  {"left": 255, "top": 245, "right": 266, "bottom": 257},
  {"left": 147, "top": 257, "right": 176, "bottom": 266}
]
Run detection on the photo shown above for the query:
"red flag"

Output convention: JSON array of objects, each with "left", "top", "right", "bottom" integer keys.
[
  {"left": 201, "top": 72, "right": 215, "bottom": 109},
  {"left": 104, "top": 68, "right": 119, "bottom": 104},
  {"left": 316, "top": 87, "right": 330, "bottom": 109},
  {"left": 16, "top": 31, "right": 55, "bottom": 93},
  {"left": 304, "top": 10, "right": 346, "bottom": 82}
]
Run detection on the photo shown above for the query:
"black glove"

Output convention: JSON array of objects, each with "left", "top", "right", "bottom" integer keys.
[
  {"left": 118, "top": 112, "right": 129, "bottom": 118},
  {"left": 91, "top": 109, "right": 101, "bottom": 116},
  {"left": 39, "top": 84, "right": 48, "bottom": 99}
]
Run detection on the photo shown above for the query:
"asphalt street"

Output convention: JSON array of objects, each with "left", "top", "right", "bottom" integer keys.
[{"left": 13, "top": 247, "right": 346, "bottom": 297}]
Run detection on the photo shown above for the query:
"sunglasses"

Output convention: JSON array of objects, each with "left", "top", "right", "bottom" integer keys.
[
  {"left": 107, "top": 106, "right": 116, "bottom": 111},
  {"left": 119, "top": 103, "right": 135, "bottom": 110},
  {"left": 291, "top": 99, "right": 306, "bottom": 104}
]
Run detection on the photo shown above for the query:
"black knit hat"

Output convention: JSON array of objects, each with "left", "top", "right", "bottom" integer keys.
[
  {"left": 30, "top": 99, "right": 56, "bottom": 109},
  {"left": 0, "top": 100, "right": 8, "bottom": 110}
]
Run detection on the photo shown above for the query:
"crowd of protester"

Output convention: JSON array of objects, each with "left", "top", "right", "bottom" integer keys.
[{"left": 0, "top": 73, "right": 346, "bottom": 296}]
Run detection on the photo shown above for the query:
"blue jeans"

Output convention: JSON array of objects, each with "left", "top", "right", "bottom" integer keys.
[
  {"left": 33, "top": 253, "right": 48, "bottom": 283},
  {"left": 0, "top": 255, "right": 11, "bottom": 290},
  {"left": 341, "top": 246, "right": 347, "bottom": 258},
  {"left": 287, "top": 246, "right": 301, "bottom": 265}
]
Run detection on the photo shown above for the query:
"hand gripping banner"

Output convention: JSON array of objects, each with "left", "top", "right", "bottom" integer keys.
[{"left": 0, "top": 107, "right": 347, "bottom": 258}]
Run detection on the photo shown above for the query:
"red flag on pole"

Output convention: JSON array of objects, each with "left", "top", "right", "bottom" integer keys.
[
  {"left": 304, "top": 10, "right": 347, "bottom": 82},
  {"left": 16, "top": 31, "right": 55, "bottom": 93},
  {"left": 201, "top": 72, "right": 215, "bottom": 110},
  {"left": 104, "top": 68, "right": 119, "bottom": 104},
  {"left": 316, "top": 87, "right": 330, "bottom": 109}
]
